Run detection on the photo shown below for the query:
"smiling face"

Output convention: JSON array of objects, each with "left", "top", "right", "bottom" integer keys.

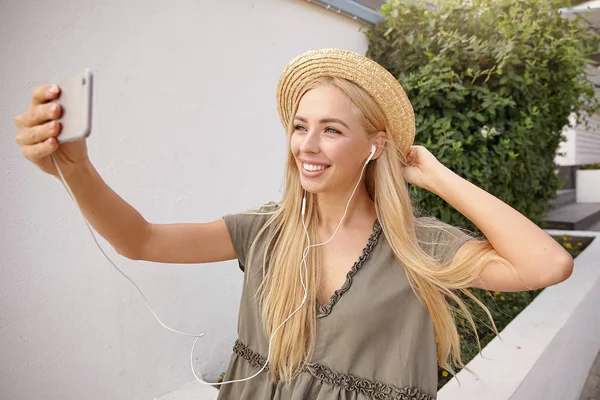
[{"left": 290, "top": 84, "right": 373, "bottom": 195}]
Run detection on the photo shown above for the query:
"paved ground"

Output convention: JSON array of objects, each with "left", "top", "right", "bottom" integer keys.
[{"left": 580, "top": 350, "right": 600, "bottom": 400}]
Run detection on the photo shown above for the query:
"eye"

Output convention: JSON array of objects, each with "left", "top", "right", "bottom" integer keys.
[
  {"left": 293, "top": 124, "right": 306, "bottom": 131},
  {"left": 325, "top": 127, "right": 341, "bottom": 134}
]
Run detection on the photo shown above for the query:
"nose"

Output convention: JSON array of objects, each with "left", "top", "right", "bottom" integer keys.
[{"left": 299, "top": 129, "right": 320, "bottom": 154}]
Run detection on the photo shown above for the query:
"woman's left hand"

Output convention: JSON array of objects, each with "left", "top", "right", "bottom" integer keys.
[{"left": 401, "top": 145, "right": 446, "bottom": 191}]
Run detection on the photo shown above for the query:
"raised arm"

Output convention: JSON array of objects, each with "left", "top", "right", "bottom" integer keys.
[{"left": 14, "top": 84, "right": 237, "bottom": 264}]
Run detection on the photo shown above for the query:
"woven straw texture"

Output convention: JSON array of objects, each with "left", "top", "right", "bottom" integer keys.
[{"left": 276, "top": 48, "right": 415, "bottom": 155}]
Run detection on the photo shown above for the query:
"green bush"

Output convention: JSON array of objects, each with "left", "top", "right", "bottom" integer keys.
[
  {"left": 365, "top": 0, "right": 599, "bottom": 230},
  {"left": 365, "top": 0, "right": 599, "bottom": 388},
  {"left": 437, "top": 234, "right": 593, "bottom": 388},
  {"left": 580, "top": 163, "right": 600, "bottom": 170}
]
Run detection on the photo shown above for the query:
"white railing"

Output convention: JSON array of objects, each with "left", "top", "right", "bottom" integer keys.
[
  {"left": 439, "top": 229, "right": 600, "bottom": 400},
  {"left": 155, "top": 230, "right": 600, "bottom": 400}
]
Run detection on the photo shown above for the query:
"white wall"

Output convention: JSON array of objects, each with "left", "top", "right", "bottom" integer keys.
[
  {"left": 556, "top": 113, "right": 600, "bottom": 167},
  {"left": 556, "top": 115, "right": 577, "bottom": 166},
  {"left": 0, "top": 1, "right": 368, "bottom": 399},
  {"left": 577, "top": 169, "right": 600, "bottom": 202},
  {"left": 556, "top": 66, "right": 600, "bottom": 167},
  {"left": 574, "top": 112, "right": 600, "bottom": 165}
]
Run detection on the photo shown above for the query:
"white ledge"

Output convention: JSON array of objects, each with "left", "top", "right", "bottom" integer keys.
[
  {"left": 438, "top": 229, "right": 600, "bottom": 400},
  {"left": 156, "top": 230, "right": 600, "bottom": 400}
]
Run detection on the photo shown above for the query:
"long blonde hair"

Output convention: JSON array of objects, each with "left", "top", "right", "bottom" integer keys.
[{"left": 246, "top": 76, "right": 512, "bottom": 382}]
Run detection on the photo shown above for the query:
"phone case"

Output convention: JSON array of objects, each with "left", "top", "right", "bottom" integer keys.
[{"left": 53, "top": 69, "right": 93, "bottom": 144}]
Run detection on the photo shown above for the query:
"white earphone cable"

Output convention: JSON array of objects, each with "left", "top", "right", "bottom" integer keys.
[
  {"left": 50, "top": 146, "right": 373, "bottom": 386},
  {"left": 50, "top": 154, "right": 211, "bottom": 384}
]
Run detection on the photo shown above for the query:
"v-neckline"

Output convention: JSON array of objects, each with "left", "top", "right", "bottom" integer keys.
[{"left": 316, "top": 219, "right": 382, "bottom": 318}]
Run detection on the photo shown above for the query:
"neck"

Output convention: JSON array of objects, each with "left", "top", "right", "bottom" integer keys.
[{"left": 313, "top": 183, "right": 376, "bottom": 234}]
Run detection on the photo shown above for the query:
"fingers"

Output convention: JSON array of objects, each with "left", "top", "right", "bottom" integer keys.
[
  {"left": 14, "top": 84, "right": 61, "bottom": 129},
  {"left": 14, "top": 84, "right": 62, "bottom": 165},
  {"left": 14, "top": 102, "right": 62, "bottom": 129},
  {"left": 20, "top": 137, "right": 58, "bottom": 164},
  {"left": 402, "top": 147, "right": 417, "bottom": 166},
  {"left": 31, "top": 84, "right": 60, "bottom": 107},
  {"left": 15, "top": 120, "right": 61, "bottom": 146}
]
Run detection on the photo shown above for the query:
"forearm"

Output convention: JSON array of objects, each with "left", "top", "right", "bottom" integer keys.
[
  {"left": 58, "top": 159, "right": 149, "bottom": 259},
  {"left": 426, "top": 165, "right": 573, "bottom": 283}
]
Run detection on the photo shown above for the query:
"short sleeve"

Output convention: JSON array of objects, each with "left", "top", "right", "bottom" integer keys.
[
  {"left": 415, "top": 216, "right": 474, "bottom": 264},
  {"left": 222, "top": 202, "right": 278, "bottom": 271}
]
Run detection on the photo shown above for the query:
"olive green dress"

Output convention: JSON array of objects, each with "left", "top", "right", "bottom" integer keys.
[{"left": 218, "top": 204, "right": 471, "bottom": 400}]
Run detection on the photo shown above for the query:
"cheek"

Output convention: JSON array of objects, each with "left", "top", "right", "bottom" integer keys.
[
  {"left": 328, "top": 142, "right": 359, "bottom": 165},
  {"left": 290, "top": 134, "right": 301, "bottom": 156}
]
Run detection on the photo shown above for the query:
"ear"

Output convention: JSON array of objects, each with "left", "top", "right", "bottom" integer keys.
[{"left": 370, "top": 131, "right": 387, "bottom": 161}]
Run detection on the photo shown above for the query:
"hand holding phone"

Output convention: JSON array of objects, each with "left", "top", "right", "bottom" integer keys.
[
  {"left": 13, "top": 70, "right": 93, "bottom": 178},
  {"left": 53, "top": 69, "right": 93, "bottom": 144}
]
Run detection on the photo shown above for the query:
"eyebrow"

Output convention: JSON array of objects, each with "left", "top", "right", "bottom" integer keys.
[{"left": 294, "top": 116, "right": 350, "bottom": 130}]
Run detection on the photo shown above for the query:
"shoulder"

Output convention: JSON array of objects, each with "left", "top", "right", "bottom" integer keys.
[
  {"left": 223, "top": 201, "right": 280, "bottom": 239},
  {"left": 224, "top": 201, "right": 280, "bottom": 229},
  {"left": 222, "top": 201, "right": 280, "bottom": 270},
  {"left": 247, "top": 201, "right": 280, "bottom": 215}
]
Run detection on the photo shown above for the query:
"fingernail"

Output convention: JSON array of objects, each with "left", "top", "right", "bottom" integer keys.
[{"left": 48, "top": 85, "right": 59, "bottom": 94}]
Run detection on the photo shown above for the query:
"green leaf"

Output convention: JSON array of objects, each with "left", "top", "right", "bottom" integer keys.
[{"left": 364, "top": 0, "right": 600, "bottom": 326}]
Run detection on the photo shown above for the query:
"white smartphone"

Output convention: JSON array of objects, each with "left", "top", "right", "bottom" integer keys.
[{"left": 52, "top": 69, "right": 93, "bottom": 144}]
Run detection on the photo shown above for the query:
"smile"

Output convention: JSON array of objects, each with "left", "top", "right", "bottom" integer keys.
[{"left": 303, "top": 163, "right": 327, "bottom": 172}]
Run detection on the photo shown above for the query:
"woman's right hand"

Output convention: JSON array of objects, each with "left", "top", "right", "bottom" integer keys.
[{"left": 14, "top": 84, "right": 89, "bottom": 178}]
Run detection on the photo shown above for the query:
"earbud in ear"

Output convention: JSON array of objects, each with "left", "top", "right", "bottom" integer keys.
[{"left": 366, "top": 144, "right": 377, "bottom": 164}]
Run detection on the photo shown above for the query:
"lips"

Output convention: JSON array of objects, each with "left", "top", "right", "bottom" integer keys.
[
  {"left": 298, "top": 159, "right": 330, "bottom": 176},
  {"left": 300, "top": 159, "right": 330, "bottom": 167}
]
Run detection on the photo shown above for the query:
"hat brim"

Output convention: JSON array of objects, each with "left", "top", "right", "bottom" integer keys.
[{"left": 276, "top": 48, "right": 415, "bottom": 156}]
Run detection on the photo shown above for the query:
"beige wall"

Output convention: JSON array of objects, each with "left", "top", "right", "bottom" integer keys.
[{"left": 0, "top": 1, "right": 368, "bottom": 398}]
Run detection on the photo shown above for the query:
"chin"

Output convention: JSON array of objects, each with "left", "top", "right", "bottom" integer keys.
[{"left": 300, "top": 181, "right": 325, "bottom": 194}]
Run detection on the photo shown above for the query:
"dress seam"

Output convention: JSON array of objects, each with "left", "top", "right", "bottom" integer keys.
[{"left": 231, "top": 339, "right": 436, "bottom": 400}]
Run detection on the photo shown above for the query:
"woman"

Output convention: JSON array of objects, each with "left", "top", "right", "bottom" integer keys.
[{"left": 14, "top": 49, "right": 573, "bottom": 399}]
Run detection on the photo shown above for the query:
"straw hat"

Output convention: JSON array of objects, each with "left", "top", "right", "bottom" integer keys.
[{"left": 276, "top": 48, "right": 415, "bottom": 155}]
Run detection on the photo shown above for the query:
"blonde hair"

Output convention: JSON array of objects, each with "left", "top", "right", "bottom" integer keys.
[{"left": 246, "top": 76, "right": 512, "bottom": 382}]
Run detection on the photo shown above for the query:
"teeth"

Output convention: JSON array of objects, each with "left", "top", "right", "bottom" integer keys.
[{"left": 303, "top": 163, "right": 326, "bottom": 172}]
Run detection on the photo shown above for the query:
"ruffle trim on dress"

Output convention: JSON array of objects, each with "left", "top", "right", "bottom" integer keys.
[
  {"left": 317, "top": 219, "right": 382, "bottom": 318},
  {"left": 233, "top": 339, "right": 268, "bottom": 369},
  {"left": 232, "top": 339, "right": 436, "bottom": 400},
  {"left": 305, "top": 363, "right": 436, "bottom": 400}
]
